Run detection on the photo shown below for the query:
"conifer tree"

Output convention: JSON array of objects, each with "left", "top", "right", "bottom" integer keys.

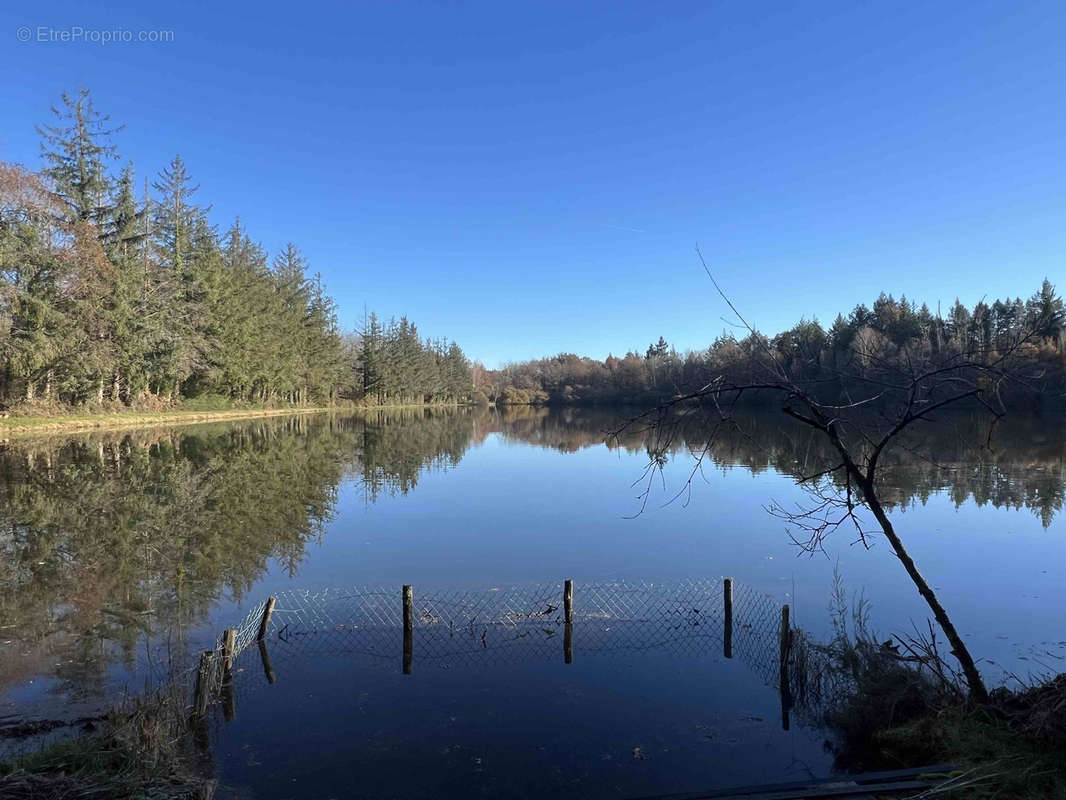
[
  {"left": 152, "top": 155, "right": 206, "bottom": 272},
  {"left": 36, "top": 89, "right": 121, "bottom": 227},
  {"left": 98, "top": 164, "right": 146, "bottom": 401}
]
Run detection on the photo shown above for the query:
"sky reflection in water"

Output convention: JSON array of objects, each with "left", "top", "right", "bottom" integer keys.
[{"left": 2, "top": 408, "right": 1063, "bottom": 796}]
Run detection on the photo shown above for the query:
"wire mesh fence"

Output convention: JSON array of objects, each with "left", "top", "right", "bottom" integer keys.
[
  {"left": 188, "top": 578, "right": 819, "bottom": 727},
  {"left": 187, "top": 596, "right": 268, "bottom": 719},
  {"left": 258, "top": 580, "right": 781, "bottom": 667},
  {"left": 185, "top": 578, "right": 936, "bottom": 740}
]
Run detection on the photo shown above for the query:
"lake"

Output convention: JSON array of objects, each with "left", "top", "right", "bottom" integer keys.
[{"left": 1, "top": 407, "right": 1063, "bottom": 797}]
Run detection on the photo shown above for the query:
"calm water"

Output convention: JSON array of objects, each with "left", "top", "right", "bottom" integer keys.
[{"left": 1, "top": 407, "right": 1064, "bottom": 797}]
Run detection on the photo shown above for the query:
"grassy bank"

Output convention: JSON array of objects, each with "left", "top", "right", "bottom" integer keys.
[
  {"left": 820, "top": 645, "right": 1066, "bottom": 797},
  {"left": 870, "top": 703, "right": 1066, "bottom": 798},
  {"left": 0, "top": 396, "right": 481, "bottom": 438},
  {"left": 0, "top": 405, "right": 334, "bottom": 437},
  {"left": 0, "top": 687, "right": 213, "bottom": 800},
  {"left": 799, "top": 580, "right": 1066, "bottom": 798}
]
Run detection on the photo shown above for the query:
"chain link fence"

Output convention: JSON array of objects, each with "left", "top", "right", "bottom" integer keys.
[
  {"left": 186, "top": 596, "right": 268, "bottom": 719},
  {"left": 182, "top": 577, "right": 958, "bottom": 743},
  {"left": 188, "top": 579, "right": 821, "bottom": 726},
  {"left": 261, "top": 580, "right": 780, "bottom": 667}
]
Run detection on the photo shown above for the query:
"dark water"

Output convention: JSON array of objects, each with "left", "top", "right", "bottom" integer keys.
[{"left": 1, "top": 407, "right": 1064, "bottom": 797}]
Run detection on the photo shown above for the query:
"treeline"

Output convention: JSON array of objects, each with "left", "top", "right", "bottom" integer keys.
[
  {"left": 0, "top": 89, "right": 474, "bottom": 410},
  {"left": 345, "top": 313, "right": 475, "bottom": 407},
  {"left": 481, "top": 285, "right": 1066, "bottom": 407}
]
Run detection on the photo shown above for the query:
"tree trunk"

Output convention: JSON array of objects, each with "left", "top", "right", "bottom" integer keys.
[
  {"left": 817, "top": 413, "right": 990, "bottom": 704},
  {"left": 865, "top": 490, "right": 989, "bottom": 704}
]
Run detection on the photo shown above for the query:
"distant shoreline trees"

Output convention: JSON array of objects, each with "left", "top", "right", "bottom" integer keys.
[
  {"left": 481, "top": 284, "right": 1066, "bottom": 410},
  {"left": 345, "top": 311, "right": 476, "bottom": 407},
  {"left": 0, "top": 90, "right": 476, "bottom": 410}
]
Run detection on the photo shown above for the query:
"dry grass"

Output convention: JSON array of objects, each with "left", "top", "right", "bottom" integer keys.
[
  {"left": 0, "top": 405, "right": 332, "bottom": 437},
  {"left": 874, "top": 706, "right": 1066, "bottom": 799},
  {"left": 0, "top": 685, "right": 215, "bottom": 800},
  {"left": 796, "top": 572, "right": 1066, "bottom": 798}
]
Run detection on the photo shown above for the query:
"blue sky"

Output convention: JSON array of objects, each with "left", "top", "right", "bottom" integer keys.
[{"left": 3, "top": 1, "right": 1065, "bottom": 367}]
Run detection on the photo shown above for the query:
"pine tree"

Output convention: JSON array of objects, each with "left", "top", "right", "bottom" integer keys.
[
  {"left": 150, "top": 157, "right": 215, "bottom": 398},
  {"left": 36, "top": 89, "right": 122, "bottom": 227},
  {"left": 152, "top": 155, "right": 207, "bottom": 272},
  {"left": 104, "top": 163, "right": 143, "bottom": 259},
  {"left": 0, "top": 166, "right": 71, "bottom": 401},
  {"left": 305, "top": 272, "right": 344, "bottom": 403},
  {"left": 1027, "top": 279, "right": 1064, "bottom": 342},
  {"left": 215, "top": 218, "right": 271, "bottom": 399},
  {"left": 359, "top": 311, "right": 384, "bottom": 402},
  {"left": 100, "top": 163, "right": 145, "bottom": 401},
  {"left": 272, "top": 243, "right": 312, "bottom": 400}
]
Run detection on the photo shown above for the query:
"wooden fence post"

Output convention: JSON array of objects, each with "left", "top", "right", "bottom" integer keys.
[
  {"left": 221, "top": 627, "right": 237, "bottom": 722},
  {"left": 563, "top": 579, "right": 573, "bottom": 625},
  {"left": 222, "top": 628, "right": 236, "bottom": 679},
  {"left": 779, "top": 604, "right": 791, "bottom": 672},
  {"left": 258, "top": 639, "right": 276, "bottom": 684},
  {"left": 402, "top": 584, "right": 413, "bottom": 675},
  {"left": 222, "top": 678, "right": 236, "bottom": 722},
  {"left": 192, "top": 650, "right": 213, "bottom": 718},
  {"left": 780, "top": 604, "right": 792, "bottom": 731},
  {"left": 257, "top": 596, "right": 277, "bottom": 641},
  {"left": 723, "top": 577, "right": 734, "bottom": 659},
  {"left": 563, "top": 621, "right": 573, "bottom": 664}
]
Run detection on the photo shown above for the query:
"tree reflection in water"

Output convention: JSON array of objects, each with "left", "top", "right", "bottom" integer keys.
[{"left": 0, "top": 406, "right": 1062, "bottom": 703}]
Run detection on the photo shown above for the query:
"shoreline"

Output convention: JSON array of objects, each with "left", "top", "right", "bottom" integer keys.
[
  {"left": 0, "top": 406, "right": 334, "bottom": 438},
  {"left": 0, "top": 401, "right": 476, "bottom": 439}
]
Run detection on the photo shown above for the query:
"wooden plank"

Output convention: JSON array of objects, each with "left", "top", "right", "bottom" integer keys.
[
  {"left": 721, "top": 780, "right": 931, "bottom": 800},
  {"left": 851, "top": 764, "right": 956, "bottom": 783},
  {"left": 630, "top": 781, "right": 931, "bottom": 800},
  {"left": 625, "top": 765, "right": 954, "bottom": 800}
]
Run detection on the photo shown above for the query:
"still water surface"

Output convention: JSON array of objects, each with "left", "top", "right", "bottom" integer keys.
[{"left": 1, "top": 407, "right": 1063, "bottom": 797}]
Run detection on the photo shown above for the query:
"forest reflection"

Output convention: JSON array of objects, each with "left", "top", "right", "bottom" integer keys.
[
  {"left": 1, "top": 406, "right": 1063, "bottom": 701},
  {"left": 493, "top": 405, "right": 1066, "bottom": 527},
  {"left": 0, "top": 409, "right": 484, "bottom": 700}
]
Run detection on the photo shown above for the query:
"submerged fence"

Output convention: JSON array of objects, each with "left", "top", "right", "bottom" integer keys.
[
  {"left": 192, "top": 578, "right": 812, "bottom": 730},
  {"left": 267, "top": 579, "right": 782, "bottom": 665},
  {"left": 189, "top": 596, "right": 270, "bottom": 722}
]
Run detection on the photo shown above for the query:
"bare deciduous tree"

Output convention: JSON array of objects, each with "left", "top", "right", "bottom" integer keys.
[{"left": 625, "top": 250, "right": 1064, "bottom": 705}]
